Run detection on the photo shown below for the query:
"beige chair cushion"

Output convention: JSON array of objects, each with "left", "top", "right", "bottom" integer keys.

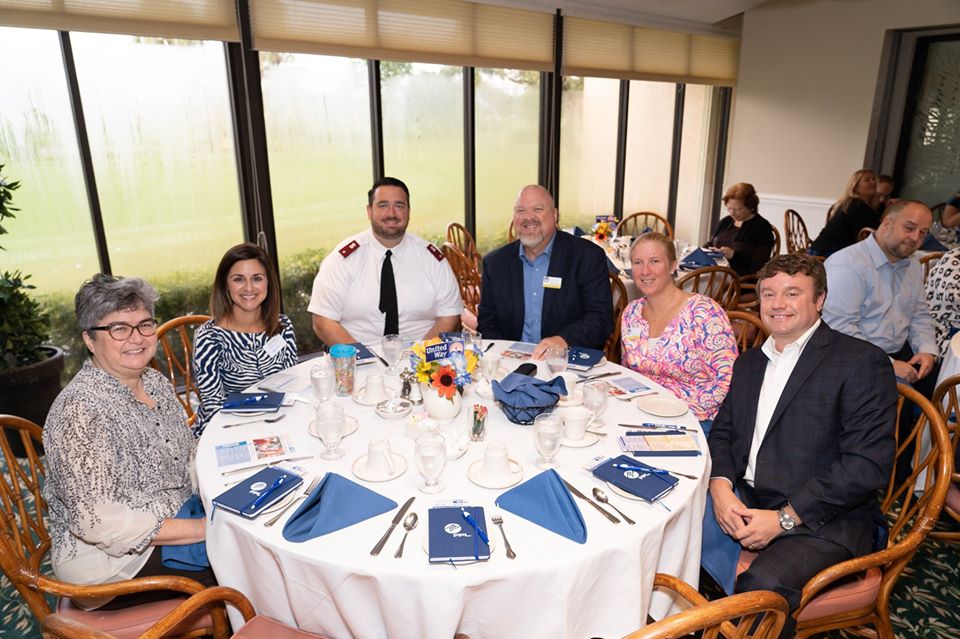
[{"left": 57, "top": 596, "right": 211, "bottom": 639}]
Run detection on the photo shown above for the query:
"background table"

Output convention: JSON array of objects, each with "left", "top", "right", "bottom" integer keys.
[{"left": 196, "top": 342, "right": 710, "bottom": 638}]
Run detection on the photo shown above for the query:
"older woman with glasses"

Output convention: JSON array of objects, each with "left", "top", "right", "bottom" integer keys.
[{"left": 42, "top": 274, "right": 215, "bottom": 610}]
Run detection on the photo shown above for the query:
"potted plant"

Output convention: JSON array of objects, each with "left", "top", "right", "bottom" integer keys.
[{"left": 0, "top": 164, "right": 63, "bottom": 456}]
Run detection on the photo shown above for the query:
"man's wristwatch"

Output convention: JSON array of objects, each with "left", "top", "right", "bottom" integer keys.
[{"left": 778, "top": 507, "right": 797, "bottom": 531}]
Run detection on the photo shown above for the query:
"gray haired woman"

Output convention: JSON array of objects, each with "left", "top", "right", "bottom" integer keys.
[{"left": 43, "top": 274, "right": 215, "bottom": 609}]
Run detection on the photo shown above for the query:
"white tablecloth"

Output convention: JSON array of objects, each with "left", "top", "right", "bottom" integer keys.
[{"left": 196, "top": 342, "right": 710, "bottom": 639}]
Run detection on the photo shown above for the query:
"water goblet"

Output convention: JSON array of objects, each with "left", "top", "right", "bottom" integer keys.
[
  {"left": 533, "top": 413, "right": 563, "bottom": 469},
  {"left": 582, "top": 380, "right": 609, "bottom": 428},
  {"left": 382, "top": 334, "right": 403, "bottom": 375},
  {"left": 315, "top": 402, "right": 345, "bottom": 459},
  {"left": 415, "top": 433, "right": 447, "bottom": 494},
  {"left": 463, "top": 328, "right": 482, "bottom": 353},
  {"left": 310, "top": 361, "right": 335, "bottom": 403},
  {"left": 545, "top": 346, "right": 569, "bottom": 375}
]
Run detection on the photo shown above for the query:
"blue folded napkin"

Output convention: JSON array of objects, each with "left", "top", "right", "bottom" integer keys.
[
  {"left": 282, "top": 473, "right": 397, "bottom": 542},
  {"left": 492, "top": 373, "right": 566, "bottom": 407},
  {"left": 161, "top": 495, "right": 209, "bottom": 572},
  {"left": 572, "top": 226, "right": 586, "bottom": 237},
  {"left": 921, "top": 234, "right": 949, "bottom": 252},
  {"left": 496, "top": 469, "right": 586, "bottom": 543},
  {"left": 680, "top": 247, "right": 719, "bottom": 269}
]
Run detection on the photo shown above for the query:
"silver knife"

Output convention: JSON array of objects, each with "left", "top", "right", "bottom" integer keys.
[
  {"left": 562, "top": 478, "right": 620, "bottom": 524},
  {"left": 576, "top": 371, "right": 618, "bottom": 384},
  {"left": 370, "top": 496, "right": 415, "bottom": 555}
]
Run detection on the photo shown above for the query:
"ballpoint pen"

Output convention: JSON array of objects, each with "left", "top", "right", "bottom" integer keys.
[
  {"left": 461, "top": 508, "right": 489, "bottom": 544},
  {"left": 612, "top": 463, "right": 697, "bottom": 480},
  {"left": 618, "top": 422, "right": 696, "bottom": 433},
  {"left": 248, "top": 476, "right": 285, "bottom": 511}
]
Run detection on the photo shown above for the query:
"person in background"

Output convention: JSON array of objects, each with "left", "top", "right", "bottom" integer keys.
[
  {"left": 478, "top": 184, "right": 613, "bottom": 358},
  {"left": 193, "top": 243, "right": 298, "bottom": 436},
  {"left": 707, "top": 182, "right": 776, "bottom": 276},
  {"left": 621, "top": 232, "right": 737, "bottom": 430},
  {"left": 939, "top": 190, "right": 960, "bottom": 228},
  {"left": 810, "top": 169, "right": 880, "bottom": 257},
  {"left": 44, "top": 274, "right": 215, "bottom": 610},
  {"left": 308, "top": 177, "right": 462, "bottom": 347},
  {"left": 873, "top": 174, "right": 895, "bottom": 212}
]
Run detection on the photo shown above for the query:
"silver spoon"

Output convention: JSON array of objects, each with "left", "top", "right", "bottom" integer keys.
[
  {"left": 592, "top": 487, "right": 636, "bottom": 525},
  {"left": 393, "top": 512, "right": 418, "bottom": 558},
  {"left": 223, "top": 413, "right": 287, "bottom": 429}
]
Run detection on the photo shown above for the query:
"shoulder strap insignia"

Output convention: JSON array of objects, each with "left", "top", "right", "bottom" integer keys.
[
  {"left": 427, "top": 243, "right": 445, "bottom": 262},
  {"left": 339, "top": 240, "right": 360, "bottom": 258}
]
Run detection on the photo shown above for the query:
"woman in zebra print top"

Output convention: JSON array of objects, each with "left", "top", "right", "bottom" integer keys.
[{"left": 193, "top": 243, "right": 298, "bottom": 436}]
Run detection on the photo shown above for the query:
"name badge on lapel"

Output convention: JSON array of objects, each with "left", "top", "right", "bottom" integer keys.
[
  {"left": 263, "top": 334, "right": 286, "bottom": 357},
  {"left": 542, "top": 276, "right": 562, "bottom": 290}
]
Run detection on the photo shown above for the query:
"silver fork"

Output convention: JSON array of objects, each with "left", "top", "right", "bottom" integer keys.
[
  {"left": 491, "top": 512, "right": 516, "bottom": 559},
  {"left": 263, "top": 474, "right": 321, "bottom": 527}
]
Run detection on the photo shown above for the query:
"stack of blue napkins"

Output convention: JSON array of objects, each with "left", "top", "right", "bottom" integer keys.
[
  {"left": 496, "top": 469, "right": 586, "bottom": 543},
  {"left": 679, "top": 247, "right": 721, "bottom": 270},
  {"left": 492, "top": 373, "right": 566, "bottom": 407},
  {"left": 282, "top": 473, "right": 397, "bottom": 542},
  {"left": 162, "top": 495, "right": 209, "bottom": 571}
]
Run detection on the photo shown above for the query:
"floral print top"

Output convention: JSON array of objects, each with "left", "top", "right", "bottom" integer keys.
[{"left": 620, "top": 294, "right": 737, "bottom": 421}]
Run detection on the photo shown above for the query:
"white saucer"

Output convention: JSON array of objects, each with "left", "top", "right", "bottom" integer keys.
[
  {"left": 446, "top": 444, "right": 469, "bottom": 461},
  {"left": 557, "top": 391, "right": 583, "bottom": 407},
  {"left": 375, "top": 398, "right": 413, "bottom": 420},
  {"left": 260, "top": 489, "right": 299, "bottom": 514},
  {"left": 351, "top": 452, "right": 407, "bottom": 482},
  {"left": 352, "top": 386, "right": 396, "bottom": 406},
  {"left": 561, "top": 431, "right": 601, "bottom": 448},
  {"left": 466, "top": 458, "right": 523, "bottom": 489},
  {"left": 308, "top": 415, "right": 359, "bottom": 439},
  {"left": 635, "top": 393, "right": 689, "bottom": 417}
]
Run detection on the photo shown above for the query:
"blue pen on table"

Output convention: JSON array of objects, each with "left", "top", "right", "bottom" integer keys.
[
  {"left": 460, "top": 508, "right": 489, "bottom": 544},
  {"left": 612, "top": 463, "right": 697, "bottom": 480},
  {"left": 248, "top": 476, "right": 285, "bottom": 511}
]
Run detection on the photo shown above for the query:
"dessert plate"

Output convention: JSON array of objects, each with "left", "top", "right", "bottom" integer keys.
[{"left": 635, "top": 393, "right": 688, "bottom": 417}]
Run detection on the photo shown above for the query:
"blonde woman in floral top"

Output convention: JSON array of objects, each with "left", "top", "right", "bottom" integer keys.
[
  {"left": 43, "top": 274, "right": 216, "bottom": 610},
  {"left": 621, "top": 232, "right": 737, "bottom": 430}
]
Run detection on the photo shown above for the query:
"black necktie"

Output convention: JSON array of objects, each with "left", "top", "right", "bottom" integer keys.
[{"left": 379, "top": 249, "right": 399, "bottom": 336}]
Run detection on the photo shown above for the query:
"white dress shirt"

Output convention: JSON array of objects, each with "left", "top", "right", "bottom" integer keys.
[{"left": 744, "top": 319, "right": 821, "bottom": 487}]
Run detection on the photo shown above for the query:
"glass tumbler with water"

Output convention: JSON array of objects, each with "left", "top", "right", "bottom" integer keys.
[
  {"left": 310, "top": 357, "right": 335, "bottom": 403},
  {"left": 415, "top": 433, "right": 447, "bottom": 493},
  {"left": 315, "top": 402, "right": 346, "bottom": 459},
  {"left": 582, "top": 380, "right": 609, "bottom": 427},
  {"left": 382, "top": 334, "right": 403, "bottom": 375},
  {"left": 533, "top": 413, "right": 563, "bottom": 469},
  {"left": 545, "top": 346, "right": 569, "bottom": 375}
]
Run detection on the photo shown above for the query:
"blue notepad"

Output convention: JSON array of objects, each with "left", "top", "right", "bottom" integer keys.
[
  {"left": 567, "top": 347, "right": 605, "bottom": 371},
  {"left": 211, "top": 467, "right": 302, "bottom": 519},
  {"left": 592, "top": 455, "right": 678, "bottom": 502},
  {"left": 349, "top": 342, "right": 378, "bottom": 364},
  {"left": 221, "top": 391, "right": 284, "bottom": 414},
  {"left": 428, "top": 506, "right": 490, "bottom": 564}
]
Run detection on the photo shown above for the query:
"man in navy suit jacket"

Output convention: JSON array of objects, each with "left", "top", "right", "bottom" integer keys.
[
  {"left": 704, "top": 253, "right": 896, "bottom": 638},
  {"left": 477, "top": 185, "right": 613, "bottom": 358}
]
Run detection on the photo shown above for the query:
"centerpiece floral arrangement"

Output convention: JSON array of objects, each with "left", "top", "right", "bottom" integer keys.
[
  {"left": 591, "top": 217, "right": 617, "bottom": 242},
  {"left": 411, "top": 337, "right": 480, "bottom": 401}
]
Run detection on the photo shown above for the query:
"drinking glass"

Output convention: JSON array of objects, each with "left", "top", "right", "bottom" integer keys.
[
  {"left": 480, "top": 352, "right": 501, "bottom": 382},
  {"left": 533, "top": 413, "right": 563, "bottom": 469},
  {"left": 545, "top": 346, "right": 569, "bottom": 375},
  {"left": 310, "top": 361, "right": 335, "bottom": 403},
  {"left": 315, "top": 402, "right": 345, "bottom": 459},
  {"left": 382, "top": 334, "right": 403, "bottom": 375},
  {"left": 582, "top": 380, "right": 609, "bottom": 427},
  {"left": 463, "top": 328, "right": 482, "bottom": 353},
  {"left": 415, "top": 433, "right": 447, "bottom": 493}
]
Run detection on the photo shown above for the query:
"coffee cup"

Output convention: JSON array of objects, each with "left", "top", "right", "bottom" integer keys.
[
  {"left": 364, "top": 437, "right": 395, "bottom": 477},
  {"left": 562, "top": 406, "right": 593, "bottom": 441},
  {"left": 363, "top": 373, "right": 388, "bottom": 403},
  {"left": 559, "top": 372, "right": 580, "bottom": 399},
  {"left": 479, "top": 443, "right": 512, "bottom": 481}
]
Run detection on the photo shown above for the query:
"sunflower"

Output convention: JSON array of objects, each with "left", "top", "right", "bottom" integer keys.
[{"left": 430, "top": 365, "right": 458, "bottom": 400}]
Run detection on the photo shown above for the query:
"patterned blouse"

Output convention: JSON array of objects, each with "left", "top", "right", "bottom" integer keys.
[
  {"left": 620, "top": 294, "right": 737, "bottom": 421},
  {"left": 924, "top": 247, "right": 960, "bottom": 357},
  {"left": 193, "top": 314, "right": 298, "bottom": 435},
  {"left": 42, "top": 360, "right": 196, "bottom": 588}
]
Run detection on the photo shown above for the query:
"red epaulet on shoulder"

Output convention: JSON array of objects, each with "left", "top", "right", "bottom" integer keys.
[
  {"left": 339, "top": 240, "right": 360, "bottom": 258},
  {"left": 427, "top": 244, "right": 444, "bottom": 262}
]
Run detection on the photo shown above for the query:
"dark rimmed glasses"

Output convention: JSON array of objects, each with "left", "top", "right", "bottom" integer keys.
[{"left": 88, "top": 318, "right": 158, "bottom": 341}]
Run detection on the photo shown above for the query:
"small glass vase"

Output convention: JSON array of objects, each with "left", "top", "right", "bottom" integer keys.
[{"left": 420, "top": 382, "right": 463, "bottom": 421}]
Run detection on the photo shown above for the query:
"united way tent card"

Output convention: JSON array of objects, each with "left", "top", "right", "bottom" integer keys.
[
  {"left": 428, "top": 505, "right": 490, "bottom": 564},
  {"left": 607, "top": 376, "right": 655, "bottom": 399},
  {"left": 501, "top": 342, "right": 536, "bottom": 360},
  {"left": 425, "top": 340, "right": 465, "bottom": 363}
]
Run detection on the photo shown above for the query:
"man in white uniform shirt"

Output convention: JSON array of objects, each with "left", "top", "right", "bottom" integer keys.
[
  {"left": 308, "top": 177, "right": 462, "bottom": 346},
  {"left": 702, "top": 254, "right": 896, "bottom": 638}
]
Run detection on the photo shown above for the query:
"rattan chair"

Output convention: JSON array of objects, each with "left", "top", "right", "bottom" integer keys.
[
  {"left": 441, "top": 242, "right": 481, "bottom": 317},
  {"left": 0, "top": 415, "right": 227, "bottom": 639},
  {"left": 920, "top": 251, "right": 943, "bottom": 284},
  {"left": 857, "top": 226, "right": 875, "bottom": 242},
  {"left": 446, "top": 222, "right": 482, "bottom": 272},
  {"left": 784, "top": 209, "right": 812, "bottom": 254},
  {"left": 623, "top": 573, "right": 788, "bottom": 639},
  {"left": 769, "top": 225, "right": 781, "bottom": 258},
  {"left": 736, "top": 384, "right": 953, "bottom": 639},
  {"left": 930, "top": 373, "right": 960, "bottom": 542},
  {"left": 605, "top": 273, "right": 629, "bottom": 363},
  {"left": 619, "top": 211, "right": 674, "bottom": 239},
  {"left": 153, "top": 315, "right": 210, "bottom": 426},
  {"left": 507, "top": 220, "right": 515, "bottom": 243},
  {"left": 677, "top": 266, "right": 740, "bottom": 311},
  {"left": 725, "top": 310, "right": 768, "bottom": 354}
]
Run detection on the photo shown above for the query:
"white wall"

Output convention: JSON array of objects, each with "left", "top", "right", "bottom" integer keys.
[{"left": 726, "top": 0, "right": 960, "bottom": 224}]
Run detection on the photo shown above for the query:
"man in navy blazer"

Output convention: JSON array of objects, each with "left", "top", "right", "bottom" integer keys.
[
  {"left": 704, "top": 253, "right": 896, "bottom": 637},
  {"left": 477, "top": 185, "right": 613, "bottom": 358}
]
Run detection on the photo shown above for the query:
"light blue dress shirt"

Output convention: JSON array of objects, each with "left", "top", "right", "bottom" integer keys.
[
  {"left": 822, "top": 235, "right": 938, "bottom": 356},
  {"left": 519, "top": 233, "right": 557, "bottom": 343}
]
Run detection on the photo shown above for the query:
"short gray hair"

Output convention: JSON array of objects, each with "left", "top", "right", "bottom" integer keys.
[{"left": 75, "top": 274, "right": 159, "bottom": 333}]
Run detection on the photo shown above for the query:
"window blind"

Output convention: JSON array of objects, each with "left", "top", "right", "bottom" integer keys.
[
  {"left": 250, "top": 0, "right": 554, "bottom": 70},
  {"left": 0, "top": 0, "right": 239, "bottom": 41}
]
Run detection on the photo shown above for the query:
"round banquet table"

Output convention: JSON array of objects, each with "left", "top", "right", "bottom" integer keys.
[{"left": 196, "top": 341, "right": 710, "bottom": 639}]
